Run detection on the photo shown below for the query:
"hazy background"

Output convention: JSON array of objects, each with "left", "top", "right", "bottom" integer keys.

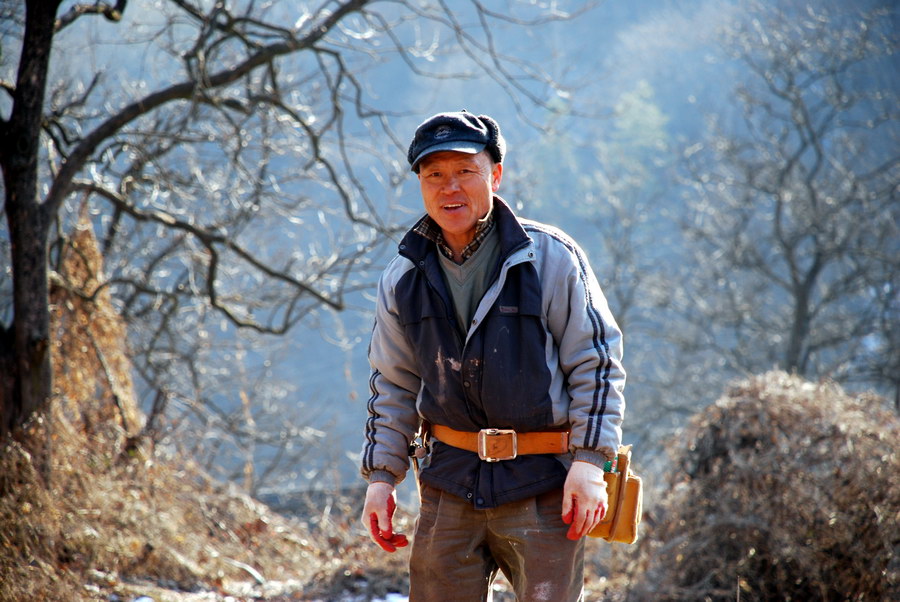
[{"left": 2, "top": 0, "right": 897, "bottom": 499}]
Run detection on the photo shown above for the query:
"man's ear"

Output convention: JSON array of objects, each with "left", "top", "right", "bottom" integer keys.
[{"left": 491, "top": 162, "right": 503, "bottom": 192}]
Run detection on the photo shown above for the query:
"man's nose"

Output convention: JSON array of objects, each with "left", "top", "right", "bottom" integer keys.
[{"left": 442, "top": 175, "right": 461, "bottom": 192}]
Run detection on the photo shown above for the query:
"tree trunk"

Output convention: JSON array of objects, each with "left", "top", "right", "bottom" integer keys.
[
  {"left": 1, "top": 196, "right": 51, "bottom": 438},
  {"left": 0, "top": 1, "right": 62, "bottom": 459}
]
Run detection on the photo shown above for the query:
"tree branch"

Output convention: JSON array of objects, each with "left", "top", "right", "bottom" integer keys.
[
  {"left": 71, "top": 181, "right": 344, "bottom": 319},
  {"left": 43, "top": 0, "right": 372, "bottom": 221},
  {"left": 55, "top": 0, "right": 127, "bottom": 32}
]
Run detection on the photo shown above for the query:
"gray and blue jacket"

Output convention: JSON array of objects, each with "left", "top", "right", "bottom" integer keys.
[{"left": 361, "top": 197, "right": 625, "bottom": 509}]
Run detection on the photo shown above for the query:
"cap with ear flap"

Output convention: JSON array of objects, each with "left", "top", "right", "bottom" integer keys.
[{"left": 407, "top": 110, "right": 506, "bottom": 172}]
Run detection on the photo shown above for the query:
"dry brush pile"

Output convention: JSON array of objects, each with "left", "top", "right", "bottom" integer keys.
[{"left": 629, "top": 371, "right": 899, "bottom": 601}]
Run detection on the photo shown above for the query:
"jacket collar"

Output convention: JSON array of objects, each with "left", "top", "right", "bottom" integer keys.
[{"left": 399, "top": 196, "right": 531, "bottom": 264}]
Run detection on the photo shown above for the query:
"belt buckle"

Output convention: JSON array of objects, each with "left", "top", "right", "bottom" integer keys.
[{"left": 478, "top": 428, "right": 517, "bottom": 462}]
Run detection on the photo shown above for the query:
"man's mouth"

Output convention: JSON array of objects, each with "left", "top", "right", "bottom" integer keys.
[{"left": 444, "top": 203, "right": 465, "bottom": 210}]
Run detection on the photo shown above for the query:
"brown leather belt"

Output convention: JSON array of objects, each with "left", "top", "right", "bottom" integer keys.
[{"left": 431, "top": 424, "right": 570, "bottom": 462}]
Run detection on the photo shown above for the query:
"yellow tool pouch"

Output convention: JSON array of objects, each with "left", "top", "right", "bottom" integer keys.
[{"left": 588, "top": 444, "right": 643, "bottom": 544}]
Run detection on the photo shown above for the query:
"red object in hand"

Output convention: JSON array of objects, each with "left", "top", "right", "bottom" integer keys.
[
  {"left": 562, "top": 500, "right": 579, "bottom": 540},
  {"left": 562, "top": 498, "right": 605, "bottom": 540},
  {"left": 369, "top": 494, "right": 409, "bottom": 552}
]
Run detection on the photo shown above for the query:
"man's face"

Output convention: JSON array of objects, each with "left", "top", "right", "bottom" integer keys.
[{"left": 417, "top": 150, "right": 503, "bottom": 252}]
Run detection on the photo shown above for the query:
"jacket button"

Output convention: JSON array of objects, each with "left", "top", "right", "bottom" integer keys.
[
  {"left": 399, "top": 244, "right": 406, "bottom": 250},
  {"left": 463, "top": 381, "right": 470, "bottom": 388},
  {"left": 466, "top": 492, "right": 473, "bottom": 499},
  {"left": 477, "top": 498, "right": 485, "bottom": 505}
]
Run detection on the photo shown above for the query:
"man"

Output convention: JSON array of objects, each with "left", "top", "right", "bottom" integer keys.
[{"left": 360, "top": 110, "right": 625, "bottom": 601}]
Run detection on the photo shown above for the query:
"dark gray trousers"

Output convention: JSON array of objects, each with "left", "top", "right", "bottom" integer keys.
[{"left": 409, "top": 484, "right": 585, "bottom": 601}]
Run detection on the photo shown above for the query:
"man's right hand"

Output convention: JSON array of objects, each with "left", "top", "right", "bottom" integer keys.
[{"left": 361, "top": 481, "right": 409, "bottom": 553}]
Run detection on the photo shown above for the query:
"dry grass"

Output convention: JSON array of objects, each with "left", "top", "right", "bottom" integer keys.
[
  {"left": 0, "top": 434, "right": 320, "bottom": 600},
  {"left": 0, "top": 424, "right": 410, "bottom": 601},
  {"left": 628, "top": 371, "right": 900, "bottom": 601}
]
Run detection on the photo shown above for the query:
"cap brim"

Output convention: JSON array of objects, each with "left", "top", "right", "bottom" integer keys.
[{"left": 411, "top": 141, "right": 486, "bottom": 171}]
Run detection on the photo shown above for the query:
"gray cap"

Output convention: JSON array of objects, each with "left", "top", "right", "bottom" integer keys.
[{"left": 407, "top": 110, "right": 506, "bottom": 172}]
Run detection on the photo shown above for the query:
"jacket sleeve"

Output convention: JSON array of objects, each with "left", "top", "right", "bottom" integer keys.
[
  {"left": 544, "top": 238, "right": 626, "bottom": 464},
  {"left": 360, "top": 261, "right": 422, "bottom": 486}
]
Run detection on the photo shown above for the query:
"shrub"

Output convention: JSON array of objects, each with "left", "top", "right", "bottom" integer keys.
[{"left": 631, "top": 371, "right": 899, "bottom": 601}]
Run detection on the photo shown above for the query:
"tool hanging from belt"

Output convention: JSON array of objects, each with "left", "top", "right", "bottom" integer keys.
[{"left": 408, "top": 421, "right": 432, "bottom": 472}]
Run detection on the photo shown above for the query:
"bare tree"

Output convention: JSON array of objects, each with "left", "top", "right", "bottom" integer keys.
[
  {"left": 0, "top": 0, "right": 599, "bottom": 481},
  {"left": 677, "top": 0, "right": 899, "bottom": 404}
]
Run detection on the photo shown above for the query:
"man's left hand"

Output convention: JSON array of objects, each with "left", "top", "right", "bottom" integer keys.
[{"left": 561, "top": 460, "right": 608, "bottom": 540}]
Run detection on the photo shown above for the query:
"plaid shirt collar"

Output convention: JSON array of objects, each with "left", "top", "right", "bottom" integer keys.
[{"left": 413, "top": 209, "right": 496, "bottom": 263}]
